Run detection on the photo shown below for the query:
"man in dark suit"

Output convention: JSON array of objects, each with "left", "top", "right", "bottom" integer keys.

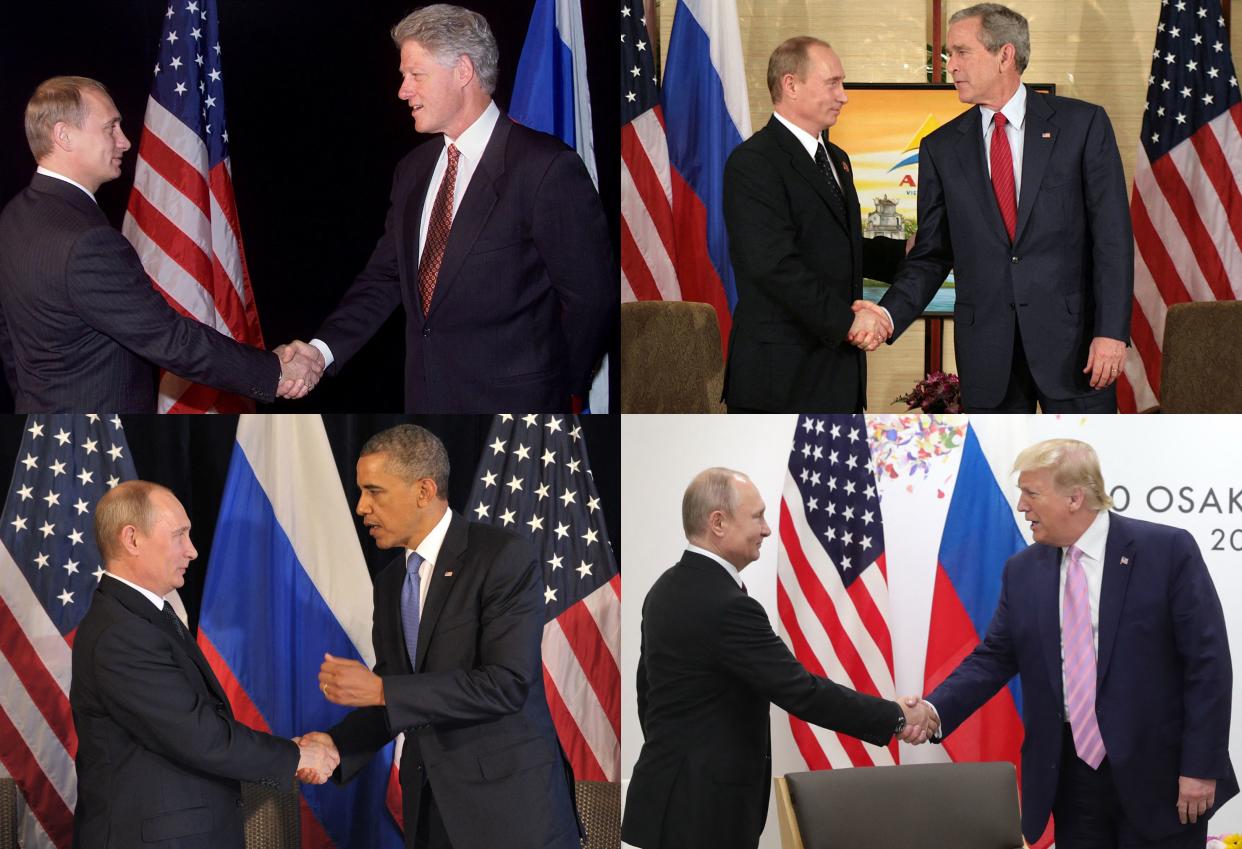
[
  {"left": 721, "top": 36, "right": 907, "bottom": 413},
  {"left": 308, "top": 424, "right": 579, "bottom": 849},
  {"left": 622, "top": 468, "right": 937, "bottom": 849},
  {"left": 923, "top": 439, "right": 1236, "bottom": 848},
  {"left": 292, "top": 5, "right": 613, "bottom": 413},
  {"left": 0, "top": 76, "right": 321, "bottom": 413},
  {"left": 71, "top": 481, "right": 338, "bottom": 849},
  {"left": 858, "top": 4, "right": 1133, "bottom": 412}
]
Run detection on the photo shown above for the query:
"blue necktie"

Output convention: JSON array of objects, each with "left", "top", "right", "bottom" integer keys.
[{"left": 401, "top": 552, "right": 423, "bottom": 670}]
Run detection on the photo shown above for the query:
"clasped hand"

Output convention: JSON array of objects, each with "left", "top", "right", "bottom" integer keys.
[
  {"left": 274, "top": 340, "right": 326, "bottom": 399},
  {"left": 292, "top": 731, "right": 339, "bottom": 784},
  {"left": 897, "top": 696, "right": 940, "bottom": 745},
  {"left": 847, "top": 301, "right": 893, "bottom": 352},
  {"left": 318, "top": 653, "right": 385, "bottom": 707}
]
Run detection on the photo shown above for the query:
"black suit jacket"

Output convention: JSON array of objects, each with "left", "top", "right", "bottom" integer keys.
[
  {"left": 70, "top": 576, "right": 298, "bottom": 849},
  {"left": 878, "top": 87, "right": 1133, "bottom": 408},
  {"left": 722, "top": 115, "right": 905, "bottom": 412},
  {"left": 327, "top": 512, "right": 579, "bottom": 849},
  {"left": 621, "top": 551, "right": 903, "bottom": 849},
  {"left": 0, "top": 173, "right": 280, "bottom": 412},
  {"left": 315, "top": 113, "right": 615, "bottom": 413}
]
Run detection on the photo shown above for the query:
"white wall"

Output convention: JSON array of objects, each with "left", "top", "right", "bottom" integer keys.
[{"left": 621, "top": 414, "right": 1242, "bottom": 849}]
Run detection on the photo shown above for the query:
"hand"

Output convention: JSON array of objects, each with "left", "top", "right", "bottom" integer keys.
[
  {"left": 847, "top": 300, "right": 893, "bottom": 351},
  {"left": 897, "top": 696, "right": 939, "bottom": 745},
  {"left": 318, "top": 653, "right": 385, "bottom": 707},
  {"left": 274, "top": 340, "right": 326, "bottom": 399},
  {"left": 294, "top": 732, "right": 339, "bottom": 784},
  {"left": 1177, "top": 775, "right": 1216, "bottom": 824},
  {"left": 905, "top": 233, "right": 916, "bottom": 254},
  {"left": 1083, "top": 337, "right": 1126, "bottom": 389}
]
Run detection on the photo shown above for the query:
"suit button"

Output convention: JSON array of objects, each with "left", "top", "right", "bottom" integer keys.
[
  {"left": 1011, "top": 256, "right": 1019, "bottom": 263},
  {"left": 422, "top": 327, "right": 431, "bottom": 337}
]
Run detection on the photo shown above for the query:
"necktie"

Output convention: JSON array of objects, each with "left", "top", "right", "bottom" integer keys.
[
  {"left": 814, "top": 142, "right": 847, "bottom": 220},
  {"left": 989, "top": 113, "right": 1018, "bottom": 242},
  {"left": 161, "top": 601, "right": 189, "bottom": 643},
  {"left": 401, "top": 552, "right": 424, "bottom": 670},
  {"left": 1062, "top": 545, "right": 1106, "bottom": 769},
  {"left": 417, "top": 144, "right": 460, "bottom": 317}
]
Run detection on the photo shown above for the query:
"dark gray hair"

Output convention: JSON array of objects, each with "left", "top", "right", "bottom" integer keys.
[
  {"left": 682, "top": 467, "right": 748, "bottom": 538},
  {"left": 950, "top": 3, "right": 1030, "bottom": 73},
  {"left": 361, "top": 424, "right": 450, "bottom": 497},
  {"left": 391, "top": 4, "right": 499, "bottom": 95},
  {"left": 25, "top": 76, "right": 111, "bottom": 160}
]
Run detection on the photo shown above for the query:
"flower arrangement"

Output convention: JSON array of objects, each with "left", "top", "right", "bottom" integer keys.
[
  {"left": 1207, "top": 834, "right": 1242, "bottom": 848},
  {"left": 893, "top": 371, "right": 962, "bottom": 414}
]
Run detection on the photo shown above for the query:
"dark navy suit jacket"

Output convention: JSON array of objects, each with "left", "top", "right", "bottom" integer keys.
[
  {"left": 879, "top": 87, "right": 1134, "bottom": 408},
  {"left": 0, "top": 173, "right": 280, "bottom": 412},
  {"left": 928, "top": 513, "right": 1237, "bottom": 843},
  {"left": 315, "top": 114, "right": 614, "bottom": 413}
]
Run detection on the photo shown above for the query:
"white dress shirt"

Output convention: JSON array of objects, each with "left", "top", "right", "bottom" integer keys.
[
  {"left": 36, "top": 166, "right": 96, "bottom": 202},
  {"left": 685, "top": 543, "right": 746, "bottom": 591},
  {"left": 979, "top": 83, "right": 1028, "bottom": 203},
  {"left": 1059, "top": 509, "right": 1110, "bottom": 712},
  {"left": 772, "top": 110, "right": 842, "bottom": 187},
  {"left": 405, "top": 507, "right": 453, "bottom": 615}
]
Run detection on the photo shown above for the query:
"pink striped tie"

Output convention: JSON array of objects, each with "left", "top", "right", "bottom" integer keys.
[{"left": 1063, "top": 545, "right": 1106, "bottom": 769}]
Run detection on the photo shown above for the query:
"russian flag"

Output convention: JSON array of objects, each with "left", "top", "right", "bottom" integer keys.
[
  {"left": 510, "top": 0, "right": 598, "bottom": 187},
  {"left": 662, "top": 0, "right": 751, "bottom": 348},
  {"left": 926, "top": 421, "right": 1054, "bottom": 848},
  {"left": 197, "top": 416, "right": 403, "bottom": 849}
]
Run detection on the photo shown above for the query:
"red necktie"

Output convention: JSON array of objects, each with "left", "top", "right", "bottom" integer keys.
[
  {"left": 990, "top": 113, "right": 1017, "bottom": 242},
  {"left": 418, "top": 144, "right": 460, "bottom": 317}
]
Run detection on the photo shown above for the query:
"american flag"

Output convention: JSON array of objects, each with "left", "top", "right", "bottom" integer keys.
[
  {"left": 121, "top": 0, "right": 266, "bottom": 414},
  {"left": 0, "top": 415, "right": 137, "bottom": 849},
  {"left": 1119, "top": 0, "right": 1241, "bottom": 412},
  {"left": 776, "top": 414, "right": 898, "bottom": 769},
  {"left": 466, "top": 414, "right": 620, "bottom": 782}
]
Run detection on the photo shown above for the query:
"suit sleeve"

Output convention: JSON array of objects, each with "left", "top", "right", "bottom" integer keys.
[
  {"left": 314, "top": 163, "right": 408, "bottom": 372},
  {"left": 636, "top": 594, "right": 649, "bottom": 737},
  {"left": 722, "top": 146, "right": 855, "bottom": 345},
  {"left": 1081, "top": 104, "right": 1133, "bottom": 343},
  {"left": 1169, "top": 529, "right": 1233, "bottom": 779},
  {"left": 65, "top": 227, "right": 280, "bottom": 401},
  {"left": 90, "top": 620, "right": 299, "bottom": 782},
  {"left": 530, "top": 149, "right": 616, "bottom": 395},
  {"left": 0, "top": 299, "right": 19, "bottom": 400},
  {"left": 716, "top": 594, "right": 900, "bottom": 746},
  {"left": 876, "top": 139, "right": 955, "bottom": 338},
  {"left": 926, "top": 560, "right": 1021, "bottom": 737},
  {"left": 862, "top": 235, "right": 907, "bottom": 285},
  {"left": 381, "top": 535, "right": 544, "bottom": 731}
]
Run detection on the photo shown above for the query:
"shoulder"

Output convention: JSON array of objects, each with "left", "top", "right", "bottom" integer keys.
[
  {"left": 393, "top": 136, "right": 444, "bottom": 182},
  {"left": 1037, "top": 91, "right": 1106, "bottom": 118},
  {"left": 501, "top": 118, "right": 573, "bottom": 159},
  {"left": 1113, "top": 512, "right": 1194, "bottom": 548}
]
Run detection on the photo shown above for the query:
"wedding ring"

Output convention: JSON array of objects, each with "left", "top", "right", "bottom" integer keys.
[{"left": 321, "top": 683, "right": 328, "bottom": 695}]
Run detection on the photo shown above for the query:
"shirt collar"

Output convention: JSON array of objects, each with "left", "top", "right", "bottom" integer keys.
[
  {"left": 36, "top": 166, "right": 97, "bottom": 203},
  {"left": 104, "top": 571, "right": 168, "bottom": 611},
  {"left": 685, "top": 542, "right": 745, "bottom": 589},
  {"left": 1067, "top": 509, "right": 1110, "bottom": 564},
  {"left": 980, "top": 82, "right": 1028, "bottom": 134},
  {"left": 408, "top": 506, "right": 453, "bottom": 571},
  {"left": 444, "top": 100, "right": 500, "bottom": 165},
  {"left": 772, "top": 110, "right": 824, "bottom": 161}
]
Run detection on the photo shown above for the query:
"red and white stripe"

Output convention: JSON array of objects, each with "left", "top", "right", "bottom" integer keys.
[
  {"left": 0, "top": 547, "right": 76, "bottom": 849},
  {"left": 542, "top": 573, "right": 620, "bottom": 781},
  {"left": 1119, "top": 101, "right": 1242, "bottom": 412},
  {"left": 776, "top": 475, "right": 898, "bottom": 770},
  {"left": 621, "top": 105, "right": 683, "bottom": 304},
  {"left": 122, "top": 96, "right": 265, "bottom": 414}
]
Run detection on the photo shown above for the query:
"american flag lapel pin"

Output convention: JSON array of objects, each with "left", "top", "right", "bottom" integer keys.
[
  {"left": 1119, "top": 556, "right": 1129, "bottom": 566},
  {"left": 1041, "top": 132, "right": 1052, "bottom": 139},
  {"left": 444, "top": 571, "right": 454, "bottom": 577}
]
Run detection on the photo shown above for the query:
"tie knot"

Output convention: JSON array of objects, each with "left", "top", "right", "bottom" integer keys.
[
  {"left": 993, "top": 112, "right": 1007, "bottom": 129},
  {"left": 1067, "top": 545, "right": 1083, "bottom": 566},
  {"left": 407, "top": 551, "right": 424, "bottom": 575},
  {"left": 446, "top": 144, "right": 460, "bottom": 165}
]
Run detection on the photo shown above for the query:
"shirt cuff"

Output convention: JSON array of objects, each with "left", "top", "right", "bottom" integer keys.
[{"left": 309, "top": 338, "right": 334, "bottom": 369}]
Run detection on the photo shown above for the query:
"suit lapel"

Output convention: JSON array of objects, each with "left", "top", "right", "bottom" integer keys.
[
  {"left": 1015, "top": 87, "right": 1056, "bottom": 245},
  {"left": 769, "top": 118, "right": 846, "bottom": 229},
  {"left": 1031, "top": 545, "right": 1065, "bottom": 704},
  {"left": 953, "top": 106, "right": 1011, "bottom": 246},
  {"left": 1095, "top": 513, "right": 1135, "bottom": 686},
  {"left": 401, "top": 149, "right": 438, "bottom": 323},
  {"left": 414, "top": 512, "right": 467, "bottom": 670}
]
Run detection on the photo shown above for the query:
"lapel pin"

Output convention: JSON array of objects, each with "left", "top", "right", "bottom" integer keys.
[
  {"left": 444, "top": 571, "right": 454, "bottom": 577},
  {"left": 841, "top": 161, "right": 851, "bottom": 173},
  {"left": 1041, "top": 132, "right": 1052, "bottom": 139},
  {"left": 1119, "top": 556, "right": 1129, "bottom": 566}
]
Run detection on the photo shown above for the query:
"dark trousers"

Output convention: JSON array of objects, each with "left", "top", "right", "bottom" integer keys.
[
  {"left": 1054, "top": 724, "right": 1208, "bottom": 849},
  {"left": 967, "top": 325, "right": 1117, "bottom": 413},
  {"left": 413, "top": 782, "right": 453, "bottom": 849}
]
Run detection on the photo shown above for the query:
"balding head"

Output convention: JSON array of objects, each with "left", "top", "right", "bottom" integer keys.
[{"left": 682, "top": 468, "right": 771, "bottom": 569}]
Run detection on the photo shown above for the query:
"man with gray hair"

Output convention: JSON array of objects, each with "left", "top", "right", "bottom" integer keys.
[
  {"left": 294, "top": 3, "right": 614, "bottom": 413},
  {"left": 922, "top": 438, "right": 1236, "bottom": 847},
  {"left": 856, "top": 3, "right": 1133, "bottom": 412},
  {"left": 306, "top": 424, "right": 580, "bottom": 848},
  {"left": 624, "top": 467, "right": 937, "bottom": 849}
]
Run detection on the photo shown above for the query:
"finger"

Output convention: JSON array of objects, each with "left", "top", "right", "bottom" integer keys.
[
  {"left": 1083, "top": 348, "right": 1097, "bottom": 375},
  {"left": 1178, "top": 804, "right": 1188, "bottom": 825}
]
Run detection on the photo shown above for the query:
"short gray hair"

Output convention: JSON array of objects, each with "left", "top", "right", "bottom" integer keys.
[
  {"left": 361, "top": 424, "right": 451, "bottom": 497},
  {"left": 391, "top": 4, "right": 499, "bottom": 95},
  {"left": 1012, "top": 439, "right": 1112, "bottom": 511},
  {"left": 766, "top": 36, "right": 832, "bottom": 104},
  {"left": 25, "top": 76, "right": 111, "bottom": 161},
  {"left": 682, "top": 467, "right": 748, "bottom": 538},
  {"left": 950, "top": 3, "right": 1030, "bottom": 74}
]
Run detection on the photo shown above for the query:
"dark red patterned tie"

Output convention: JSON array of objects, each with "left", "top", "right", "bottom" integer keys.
[
  {"left": 418, "top": 144, "right": 460, "bottom": 317},
  {"left": 990, "top": 113, "right": 1017, "bottom": 242}
]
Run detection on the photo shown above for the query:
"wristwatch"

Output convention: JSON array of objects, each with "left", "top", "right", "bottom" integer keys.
[{"left": 893, "top": 709, "right": 907, "bottom": 736}]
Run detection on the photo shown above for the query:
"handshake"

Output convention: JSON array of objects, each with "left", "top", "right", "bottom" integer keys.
[
  {"left": 292, "top": 731, "right": 340, "bottom": 784},
  {"left": 846, "top": 300, "right": 894, "bottom": 352},
  {"left": 895, "top": 696, "right": 940, "bottom": 745},
  {"left": 274, "top": 340, "right": 327, "bottom": 400}
]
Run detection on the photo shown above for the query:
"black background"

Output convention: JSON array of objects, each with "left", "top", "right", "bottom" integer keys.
[
  {"left": 0, "top": 413, "right": 620, "bottom": 633},
  {"left": 0, "top": 0, "right": 619, "bottom": 413}
]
